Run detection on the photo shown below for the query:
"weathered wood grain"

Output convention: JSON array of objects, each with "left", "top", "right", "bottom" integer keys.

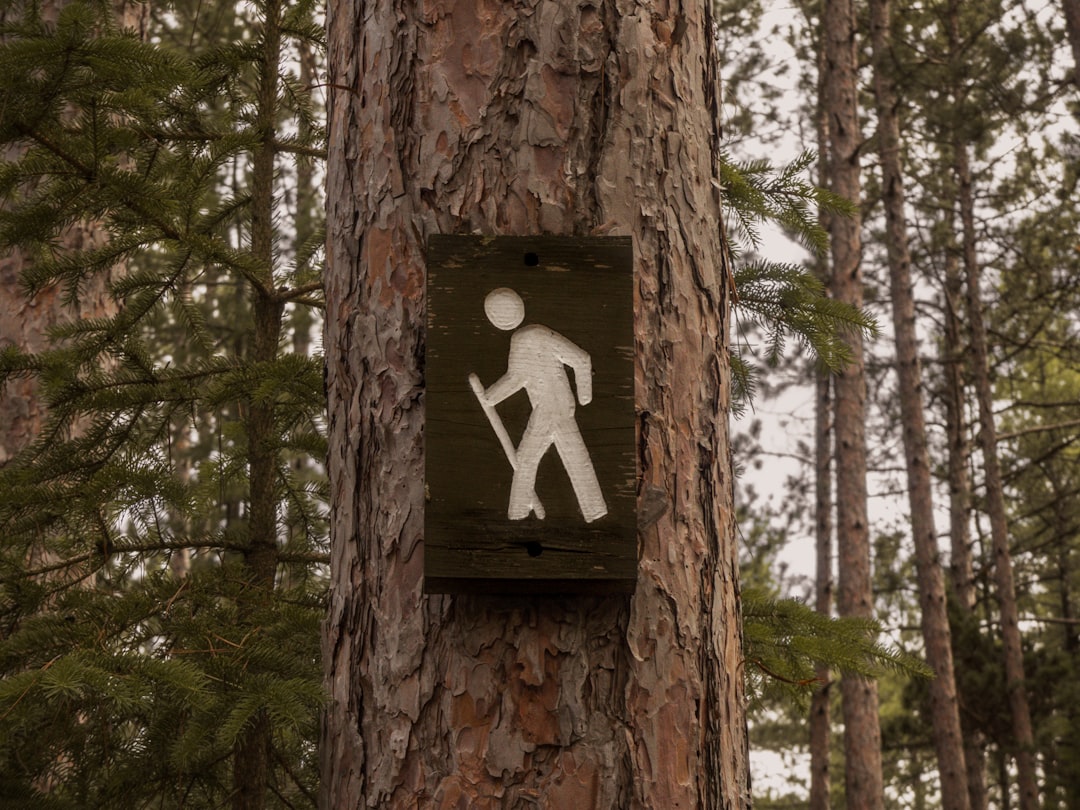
[{"left": 425, "top": 235, "right": 636, "bottom": 593}]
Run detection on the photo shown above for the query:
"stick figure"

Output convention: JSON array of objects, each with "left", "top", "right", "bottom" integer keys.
[{"left": 468, "top": 288, "right": 608, "bottom": 523}]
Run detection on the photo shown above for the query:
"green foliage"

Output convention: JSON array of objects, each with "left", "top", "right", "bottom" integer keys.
[
  {"left": 723, "top": 150, "right": 852, "bottom": 256},
  {"left": 0, "top": 0, "right": 326, "bottom": 806},
  {"left": 742, "top": 587, "right": 932, "bottom": 709},
  {"left": 721, "top": 150, "right": 876, "bottom": 410}
]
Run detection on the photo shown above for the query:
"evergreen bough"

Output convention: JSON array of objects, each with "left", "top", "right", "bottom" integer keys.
[
  {"left": 722, "top": 149, "right": 877, "bottom": 409},
  {"left": 0, "top": 1, "right": 326, "bottom": 806}
]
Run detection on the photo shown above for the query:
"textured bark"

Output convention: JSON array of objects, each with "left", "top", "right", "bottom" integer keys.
[
  {"left": 954, "top": 139, "right": 1040, "bottom": 810},
  {"left": 320, "top": 0, "right": 748, "bottom": 808},
  {"left": 822, "top": 0, "right": 884, "bottom": 807},
  {"left": 868, "top": 2, "right": 970, "bottom": 808}
]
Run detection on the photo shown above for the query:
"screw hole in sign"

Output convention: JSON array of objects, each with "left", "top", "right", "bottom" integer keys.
[
  {"left": 523, "top": 252, "right": 540, "bottom": 267},
  {"left": 525, "top": 542, "right": 544, "bottom": 557}
]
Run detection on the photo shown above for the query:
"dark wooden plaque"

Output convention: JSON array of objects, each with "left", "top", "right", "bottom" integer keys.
[{"left": 425, "top": 235, "right": 636, "bottom": 594}]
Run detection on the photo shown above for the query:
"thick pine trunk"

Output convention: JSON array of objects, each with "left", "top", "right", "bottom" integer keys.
[
  {"left": 822, "top": 0, "right": 883, "bottom": 807},
  {"left": 320, "top": 1, "right": 748, "bottom": 808},
  {"left": 868, "top": 2, "right": 970, "bottom": 808}
]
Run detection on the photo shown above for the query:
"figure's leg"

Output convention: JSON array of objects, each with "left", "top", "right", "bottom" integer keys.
[
  {"left": 508, "top": 424, "right": 551, "bottom": 519},
  {"left": 553, "top": 420, "right": 607, "bottom": 522}
]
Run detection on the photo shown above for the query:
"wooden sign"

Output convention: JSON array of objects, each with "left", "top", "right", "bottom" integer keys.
[{"left": 425, "top": 235, "right": 636, "bottom": 594}]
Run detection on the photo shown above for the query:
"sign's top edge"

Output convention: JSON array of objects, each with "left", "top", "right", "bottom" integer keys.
[{"left": 427, "top": 234, "right": 632, "bottom": 246}]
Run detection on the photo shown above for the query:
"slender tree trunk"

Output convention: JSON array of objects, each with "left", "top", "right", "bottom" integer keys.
[
  {"left": 868, "top": 2, "right": 970, "bottom": 807},
  {"left": 809, "top": 370, "right": 833, "bottom": 810},
  {"left": 809, "top": 35, "right": 833, "bottom": 810},
  {"left": 943, "top": 2, "right": 1038, "bottom": 802},
  {"left": 233, "top": 2, "right": 284, "bottom": 807},
  {"left": 942, "top": 251, "right": 977, "bottom": 613},
  {"left": 321, "top": 1, "right": 748, "bottom": 808},
  {"left": 1063, "top": 0, "right": 1080, "bottom": 89},
  {"left": 953, "top": 137, "right": 1040, "bottom": 810},
  {"left": 942, "top": 247, "right": 990, "bottom": 810},
  {"left": 823, "top": 0, "right": 884, "bottom": 806}
]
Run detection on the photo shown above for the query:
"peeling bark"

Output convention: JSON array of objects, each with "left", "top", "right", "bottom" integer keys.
[{"left": 320, "top": 0, "right": 748, "bottom": 807}]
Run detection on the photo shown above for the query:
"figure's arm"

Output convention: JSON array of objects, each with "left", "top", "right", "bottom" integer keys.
[
  {"left": 470, "top": 370, "right": 522, "bottom": 406},
  {"left": 551, "top": 333, "right": 593, "bottom": 405}
]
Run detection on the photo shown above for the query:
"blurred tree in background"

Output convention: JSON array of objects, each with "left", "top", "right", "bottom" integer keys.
[{"left": 0, "top": 1, "right": 326, "bottom": 806}]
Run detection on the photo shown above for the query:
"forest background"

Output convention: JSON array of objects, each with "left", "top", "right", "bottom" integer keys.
[{"left": 0, "top": 0, "right": 1077, "bottom": 808}]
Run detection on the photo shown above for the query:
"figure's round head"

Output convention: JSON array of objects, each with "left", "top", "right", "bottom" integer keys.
[{"left": 484, "top": 288, "right": 525, "bottom": 331}]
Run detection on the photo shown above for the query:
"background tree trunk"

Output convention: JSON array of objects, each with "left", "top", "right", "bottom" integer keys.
[
  {"left": 809, "top": 35, "right": 833, "bottom": 810},
  {"left": 0, "top": 222, "right": 115, "bottom": 463},
  {"left": 954, "top": 138, "right": 1040, "bottom": 810},
  {"left": 0, "top": 0, "right": 146, "bottom": 463},
  {"left": 809, "top": 369, "right": 833, "bottom": 810},
  {"left": 1063, "top": 0, "right": 1080, "bottom": 88},
  {"left": 822, "top": 0, "right": 884, "bottom": 806},
  {"left": 942, "top": 248, "right": 990, "bottom": 810},
  {"left": 868, "top": 1, "right": 970, "bottom": 807},
  {"left": 320, "top": 1, "right": 749, "bottom": 808}
]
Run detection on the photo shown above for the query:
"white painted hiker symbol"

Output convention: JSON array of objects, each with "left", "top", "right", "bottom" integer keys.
[{"left": 468, "top": 288, "right": 608, "bottom": 523}]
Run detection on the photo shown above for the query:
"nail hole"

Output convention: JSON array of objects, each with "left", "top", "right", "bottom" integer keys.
[
  {"left": 523, "top": 252, "right": 539, "bottom": 267},
  {"left": 525, "top": 541, "right": 543, "bottom": 557}
]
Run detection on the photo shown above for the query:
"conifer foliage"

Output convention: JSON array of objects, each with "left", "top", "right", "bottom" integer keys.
[{"left": 0, "top": 1, "right": 327, "bottom": 806}]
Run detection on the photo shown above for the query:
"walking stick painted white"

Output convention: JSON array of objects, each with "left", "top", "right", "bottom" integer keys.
[
  {"left": 468, "top": 372, "right": 546, "bottom": 519},
  {"left": 468, "top": 372, "right": 518, "bottom": 470}
]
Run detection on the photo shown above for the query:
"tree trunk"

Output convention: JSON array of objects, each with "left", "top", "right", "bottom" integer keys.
[
  {"left": 942, "top": 250, "right": 977, "bottom": 614},
  {"left": 868, "top": 2, "right": 970, "bottom": 808},
  {"left": 1063, "top": 0, "right": 1080, "bottom": 89},
  {"left": 954, "top": 138, "right": 1040, "bottom": 810},
  {"left": 809, "top": 34, "right": 833, "bottom": 810},
  {"left": 0, "top": 0, "right": 146, "bottom": 461},
  {"left": 320, "top": 1, "right": 748, "bottom": 808},
  {"left": 0, "top": 223, "right": 115, "bottom": 463},
  {"left": 233, "top": 2, "right": 285, "bottom": 807},
  {"left": 809, "top": 370, "right": 833, "bottom": 810},
  {"left": 942, "top": 248, "right": 990, "bottom": 810},
  {"left": 942, "top": 9, "right": 1037, "bottom": 805},
  {"left": 822, "top": 0, "right": 884, "bottom": 806}
]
